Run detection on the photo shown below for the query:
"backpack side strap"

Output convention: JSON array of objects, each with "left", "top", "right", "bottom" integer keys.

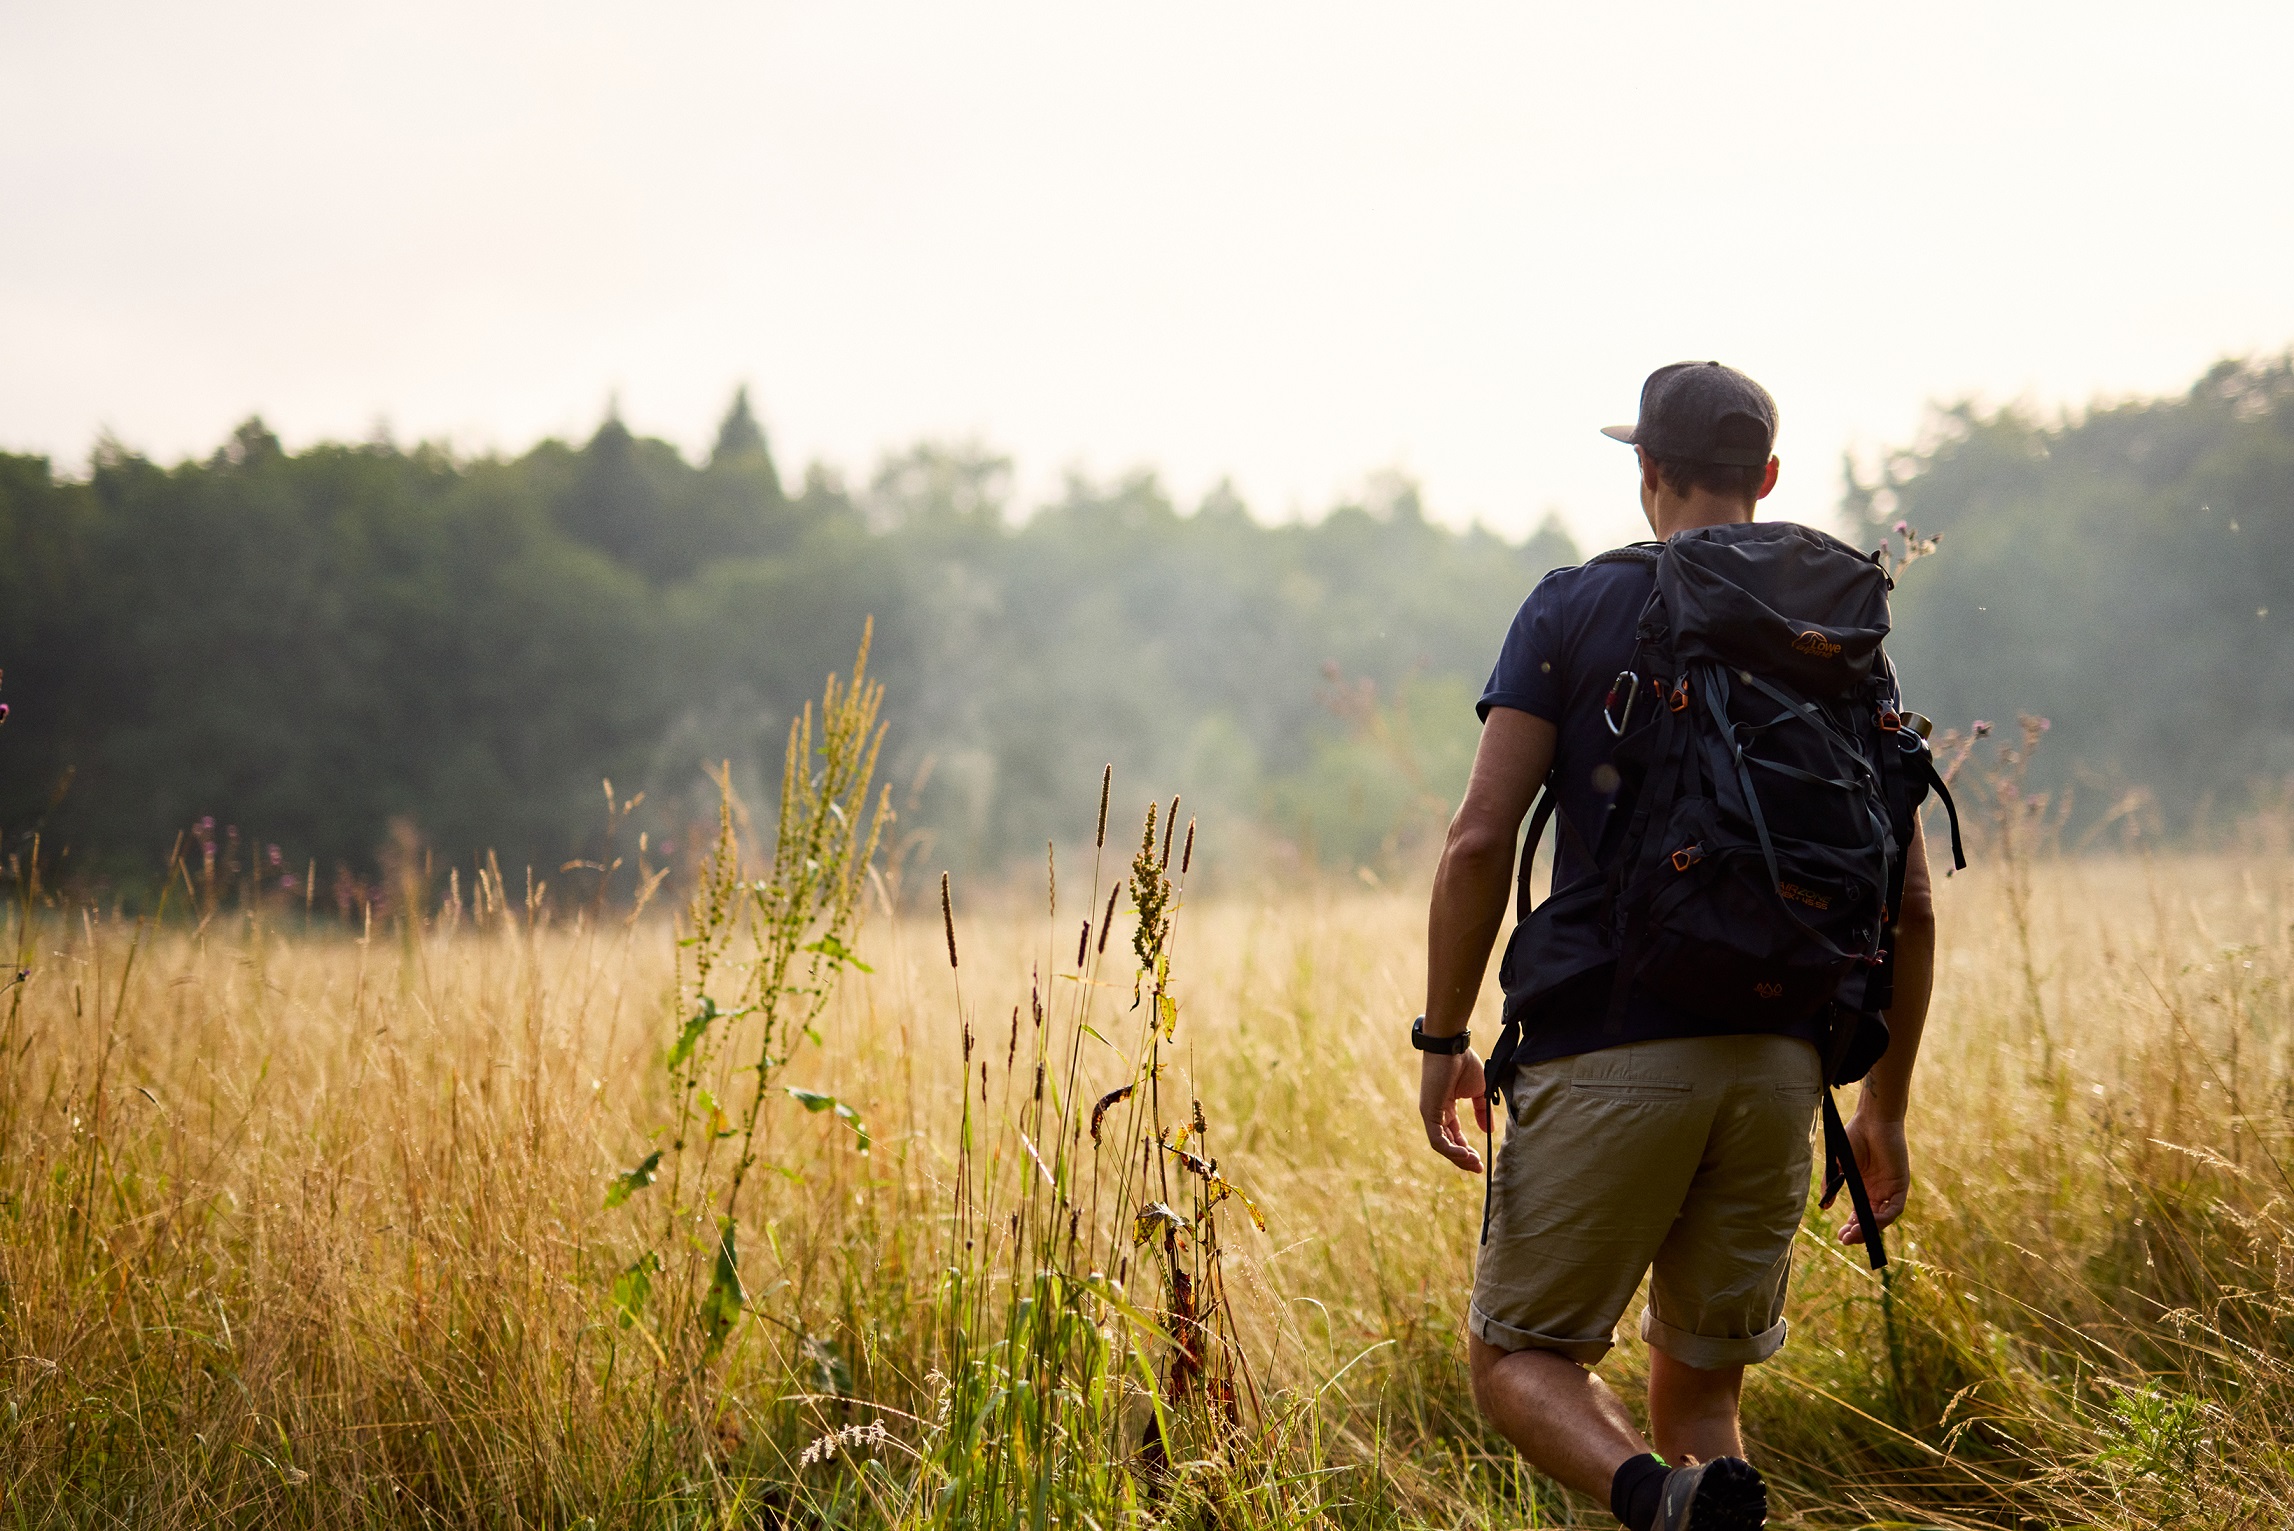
[
  {"left": 1820, "top": 1087, "right": 1888, "bottom": 1271},
  {"left": 1918, "top": 755, "right": 1968, "bottom": 871}
]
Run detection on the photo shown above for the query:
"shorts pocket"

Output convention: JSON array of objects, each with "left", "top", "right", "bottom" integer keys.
[{"left": 1569, "top": 1079, "right": 1694, "bottom": 1100}]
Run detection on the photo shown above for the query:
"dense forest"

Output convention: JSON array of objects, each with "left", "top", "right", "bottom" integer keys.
[
  {"left": 2, "top": 354, "right": 2288, "bottom": 898},
  {"left": 1860, "top": 353, "right": 2294, "bottom": 839},
  {"left": 0, "top": 393, "right": 1575, "bottom": 897}
]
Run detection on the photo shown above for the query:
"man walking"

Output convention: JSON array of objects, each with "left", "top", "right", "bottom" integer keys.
[{"left": 1414, "top": 363, "right": 1938, "bottom": 1529}]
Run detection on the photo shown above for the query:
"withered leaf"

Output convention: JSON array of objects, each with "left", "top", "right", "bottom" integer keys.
[
  {"left": 1090, "top": 1082, "right": 1135, "bottom": 1145},
  {"left": 1132, "top": 1201, "right": 1191, "bottom": 1246}
]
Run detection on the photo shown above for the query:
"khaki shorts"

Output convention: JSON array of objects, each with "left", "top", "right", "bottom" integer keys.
[{"left": 1470, "top": 1033, "right": 1821, "bottom": 1370}]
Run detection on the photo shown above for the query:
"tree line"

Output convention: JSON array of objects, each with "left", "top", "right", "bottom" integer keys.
[
  {"left": 0, "top": 392, "right": 1575, "bottom": 898},
  {"left": 3, "top": 352, "right": 2286, "bottom": 900},
  {"left": 1861, "top": 353, "right": 2294, "bottom": 842}
]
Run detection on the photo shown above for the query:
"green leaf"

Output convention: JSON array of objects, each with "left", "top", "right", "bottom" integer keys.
[
  {"left": 787, "top": 1088, "right": 870, "bottom": 1155},
  {"left": 699, "top": 1215, "right": 744, "bottom": 1356},
  {"left": 668, "top": 1004, "right": 713, "bottom": 1069},
  {"left": 668, "top": 997, "right": 753, "bottom": 1070},
  {"left": 802, "top": 933, "right": 873, "bottom": 973},
  {"left": 610, "top": 1251, "right": 659, "bottom": 1328},
  {"left": 603, "top": 1150, "right": 661, "bottom": 1209}
]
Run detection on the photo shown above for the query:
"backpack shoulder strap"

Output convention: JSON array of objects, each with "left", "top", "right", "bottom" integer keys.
[
  {"left": 1516, "top": 788, "right": 1558, "bottom": 923},
  {"left": 1513, "top": 783, "right": 1602, "bottom": 922},
  {"left": 1583, "top": 542, "right": 1662, "bottom": 569}
]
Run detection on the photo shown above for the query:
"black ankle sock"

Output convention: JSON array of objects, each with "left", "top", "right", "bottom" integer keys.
[{"left": 1610, "top": 1452, "right": 1670, "bottom": 1531}]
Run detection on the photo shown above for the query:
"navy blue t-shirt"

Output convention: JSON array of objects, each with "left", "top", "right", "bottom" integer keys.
[
  {"left": 1477, "top": 553, "right": 1659, "bottom": 891},
  {"left": 1477, "top": 548, "right": 1825, "bottom": 1065}
]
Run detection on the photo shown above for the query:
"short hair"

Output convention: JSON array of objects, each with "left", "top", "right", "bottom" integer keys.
[{"left": 1649, "top": 453, "right": 1766, "bottom": 504}]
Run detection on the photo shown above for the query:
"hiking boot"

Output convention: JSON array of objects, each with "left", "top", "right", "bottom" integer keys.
[{"left": 1656, "top": 1455, "right": 1766, "bottom": 1530}]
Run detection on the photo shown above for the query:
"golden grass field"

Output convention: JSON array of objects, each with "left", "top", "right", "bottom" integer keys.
[{"left": 3, "top": 786, "right": 2291, "bottom": 1530}]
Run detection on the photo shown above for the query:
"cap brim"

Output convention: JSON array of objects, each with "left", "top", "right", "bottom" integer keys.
[{"left": 1599, "top": 424, "right": 1638, "bottom": 445}]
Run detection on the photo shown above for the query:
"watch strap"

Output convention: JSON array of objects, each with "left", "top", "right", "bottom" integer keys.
[{"left": 1410, "top": 1015, "right": 1470, "bottom": 1054}]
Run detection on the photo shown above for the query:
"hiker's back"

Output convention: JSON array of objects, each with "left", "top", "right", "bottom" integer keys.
[{"left": 1483, "top": 521, "right": 1961, "bottom": 1079}]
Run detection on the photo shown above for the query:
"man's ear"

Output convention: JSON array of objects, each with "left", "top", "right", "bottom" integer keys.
[
  {"left": 1755, "top": 455, "right": 1780, "bottom": 501},
  {"left": 1638, "top": 448, "right": 1664, "bottom": 496}
]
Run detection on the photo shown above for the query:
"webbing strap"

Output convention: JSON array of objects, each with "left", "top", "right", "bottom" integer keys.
[
  {"left": 1745, "top": 754, "right": 1866, "bottom": 794},
  {"left": 1514, "top": 783, "right": 1604, "bottom": 924},
  {"left": 1705, "top": 672, "right": 1783, "bottom": 893},
  {"left": 1922, "top": 758, "right": 1968, "bottom": 871},
  {"left": 1515, "top": 788, "right": 1559, "bottom": 924},
  {"left": 1741, "top": 671, "right": 1870, "bottom": 770},
  {"left": 1820, "top": 1087, "right": 1888, "bottom": 1271}
]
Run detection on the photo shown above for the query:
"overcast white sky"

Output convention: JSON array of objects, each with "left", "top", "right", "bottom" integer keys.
[{"left": 6, "top": 2, "right": 2293, "bottom": 550}]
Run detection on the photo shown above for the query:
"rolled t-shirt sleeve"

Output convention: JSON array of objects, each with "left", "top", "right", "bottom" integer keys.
[{"left": 1476, "top": 572, "right": 1568, "bottom": 723}]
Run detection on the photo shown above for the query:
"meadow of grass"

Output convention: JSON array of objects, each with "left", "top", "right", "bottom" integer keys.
[{"left": 3, "top": 678, "right": 2292, "bottom": 1528}]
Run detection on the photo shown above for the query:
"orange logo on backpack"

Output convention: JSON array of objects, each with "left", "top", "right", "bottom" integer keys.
[
  {"left": 1753, "top": 981, "right": 1785, "bottom": 1000},
  {"left": 1791, "top": 629, "right": 1843, "bottom": 660},
  {"left": 1777, "top": 881, "right": 1832, "bottom": 911}
]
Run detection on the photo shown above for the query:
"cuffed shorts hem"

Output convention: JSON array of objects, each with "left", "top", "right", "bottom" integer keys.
[
  {"left": 1639, "top": 1307, "right": 1789, "bottom": 1369},
  {"left": 1468, "top": 1301, "right": 1615, "bottom": 1365}
]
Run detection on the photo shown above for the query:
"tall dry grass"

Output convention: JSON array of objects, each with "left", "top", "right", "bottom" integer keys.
[{"left": 4, "top": 713, "right": 2293, "bottom": 1525}]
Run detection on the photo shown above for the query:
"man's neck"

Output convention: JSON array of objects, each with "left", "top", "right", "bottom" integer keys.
[{"left": 1647, "top": 493, "right": 1755, "bottom": 541}]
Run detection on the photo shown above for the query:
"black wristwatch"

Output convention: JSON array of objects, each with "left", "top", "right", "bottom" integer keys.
[{"left": 1410, "top": 1015, "right": 1470, "bottom": 1054}]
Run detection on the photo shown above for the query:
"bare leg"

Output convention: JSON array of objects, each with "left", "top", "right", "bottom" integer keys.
[
  {"left": 1467, "top": 1334, "right": 1648, "bottom": 1501},
  {"left": 1646, "top": 1349, "right": 1745, "bottom": 1463}
]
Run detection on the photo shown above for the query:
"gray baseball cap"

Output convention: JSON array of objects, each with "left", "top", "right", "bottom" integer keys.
[{"left": 1601, "top": 361, "right": 1777, "bottom": 467}]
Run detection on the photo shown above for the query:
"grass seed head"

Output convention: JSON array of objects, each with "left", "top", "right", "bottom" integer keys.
[
  {"left": 940, "top": 870, "right": 957, "bottom": 969},
  {"left": 1131, "top": 806, "right": 1173, "bottom": 969}
]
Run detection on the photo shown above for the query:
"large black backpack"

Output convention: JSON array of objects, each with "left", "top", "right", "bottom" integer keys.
[{"left": 1485, "top": 521, "right": 1965, "bottom": 1268}]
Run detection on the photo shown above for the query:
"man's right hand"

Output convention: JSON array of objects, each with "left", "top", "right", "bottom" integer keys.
[{"left": 1420, "top": 1049, "right": 1493, "bottom": 1175}]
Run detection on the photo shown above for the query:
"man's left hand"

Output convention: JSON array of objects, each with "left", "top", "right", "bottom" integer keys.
[
  {"left": 1419, "top": 1049, "right": 1492, "bottom": 1175},
  {"left": 1828, "top": 1105, "right": 1911, "bottom": 1246}
]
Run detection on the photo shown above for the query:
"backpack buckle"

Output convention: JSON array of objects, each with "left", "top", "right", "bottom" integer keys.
[
  {"left": 1602, "top": 670, "right": 1641, "bottom": 736},
  {"left": 1669, "top": 677, "right": 1690, "bottom": 713},
  {"left": 1877, "top": 707, "right": 1902, "bottom": 733},
  {"left": 1670, "top": 843, "right": 1705, "bottom": 872}
]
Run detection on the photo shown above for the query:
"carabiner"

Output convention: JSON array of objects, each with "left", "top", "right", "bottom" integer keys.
[{"left": 1603, "top": 669, "right": 1641, "bottom": 736}]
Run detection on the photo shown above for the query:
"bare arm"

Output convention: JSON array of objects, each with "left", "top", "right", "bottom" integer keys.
[
  {"left": 1835, "top": 816, "right": 1935, "bottom": 1244},
  {"left": 1419, "top": 707, "right": 1554, "bottom": 1174}
]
